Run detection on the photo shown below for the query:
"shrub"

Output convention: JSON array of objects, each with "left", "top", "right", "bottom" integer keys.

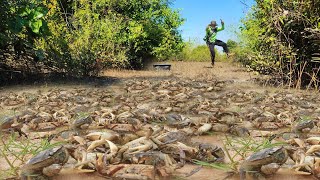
[
  {"left": 1, "top": 0, "right": 185, "bottom": 76},
  {"left": 237, "top": 0, "right": 320, "bottom": 87},
  {"left": 172, "top": 40, "right": 226, "bottom": 62},
  {"left": 34, "top": 0, "right": 185, "bottom": 75}
]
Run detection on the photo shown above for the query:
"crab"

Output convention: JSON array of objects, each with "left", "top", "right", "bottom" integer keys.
[
  {"left": 20, "top": 146, "right": 69, "bottom": 180},
  {"left": 152, "top": 130, "right": 190, "bottom": 144},
  {"left": 85, "top": 131, "right": 119, "bottom": 141},
  {"left": 165, "top": 113, "right": 191, "bottom": 128},
  {"left": 3, "top": 93, "right": 25, "bottom": 106},
  {"left": 287, "top": 146, "right": 320, "bottom": 175},
  {"left": 211, "top": 123, "right": 230, "bottom": 133},
  {"left": 105, "top": 123, "right": 139, "bottom": 133},
  {"left": 293, "top": 120, "right": 315, "bottom": 133},
  {"left": 239, "top": 146, "right": 288, "bottom": 180},
  {"left": 119, "top": 136, "right": 158, "bottom": 162},
  {"left": 229, "top": 125, "right": 250, "bottom": 137},
  {"left": 195, "top": 143, "right": 225, "bottom": 162},
  {"left": 160, "top": 142, "right": 198, "bottom": 162},
  {"left": 71, "top": 115, "right": 93, "bottom": 130},
  {"left": 131, "top": 151, "right": 177, "bottom": 168},
  {"left": 0, "top": 115, "right": 16, "bottom": 129},
  {"left": 0, "top": 115, "right": 26, "bottom": 137}
]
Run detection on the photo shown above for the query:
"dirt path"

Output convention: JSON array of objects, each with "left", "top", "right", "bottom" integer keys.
[
  {"left": 104, "top": 61, "right": 266, "bottom": 90},
  {"left": 0, "top": 61, "right": 316, "bottom": 180}
]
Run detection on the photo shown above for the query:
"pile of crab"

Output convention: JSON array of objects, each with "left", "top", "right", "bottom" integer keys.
[{"left": 1, "top": 78, "right": 320, "bottom": 179}]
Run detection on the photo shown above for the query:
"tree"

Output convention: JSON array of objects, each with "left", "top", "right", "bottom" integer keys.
[
  {"left": 1, "top": 0, "right": 185, "bottom": 76},
  {"left": 35, "top": 0, "right": 185, "bottom": 75},
  {"left": 239, "top": 0, "right": 320, "bottom": 85},
  {"left": 226, "top": 39, "right": 238, "bottom": 50}
]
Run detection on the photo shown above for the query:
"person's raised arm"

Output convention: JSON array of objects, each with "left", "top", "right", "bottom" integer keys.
[{"left": 217, "top": 19, "right": 225, "bottom": 32}]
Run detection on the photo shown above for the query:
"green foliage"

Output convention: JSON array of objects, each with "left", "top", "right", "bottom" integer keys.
[
  {"left": 1, "top": 0, "right": 184, "bottom": 76},
  {"left": 238, "top": 0, "right": 320, "bottom": 85},
  {"left": 192, "top": 160, "right": 232, "bottom": 171},
  {"left": 0, "top": 0, "right": 49, "bottom": 49},
  {"left": 172, "top": 40, "right": 226, "bottom": 62},
  {"left": 223, "top": 135, "right": 287, "bottom": 172},
  {"left": 0, "top": 1, "right": 10, "bottom": 48},
  {"left": 11, "top": 3, "right": 49, "bottom": 35},
  {"left": 0, "top": 0, "right": 51, "bottom": 77},
  {"left": 0, "top": 133, "right": 63, "bottom": 178},
  {"left": 33, "top": 0, "right": 184, "bottom": 75},
  {"left": 226, "top": 39, "right": 238, "bottom": 50}
]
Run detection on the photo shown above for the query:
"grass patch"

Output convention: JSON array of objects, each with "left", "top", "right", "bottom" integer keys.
[
  {"left": 192, "top": 159, "right": 231, "bottom": 171},
  {"left": 0, "top": 133, "right": 63, "bottom": 178},
  {"left": 224, "top": 135, "right": 287, "bottom": 159},
  {"left": 222, "top": 134, "right": 288, "bottom": 173},
  {"left": 171, "top": 41, "right": 227, "bottom": 62}
]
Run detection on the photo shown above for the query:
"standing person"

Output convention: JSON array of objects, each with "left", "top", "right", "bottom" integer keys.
[{"left": 204, "top": 19, "right": 229, "bottom": 67}]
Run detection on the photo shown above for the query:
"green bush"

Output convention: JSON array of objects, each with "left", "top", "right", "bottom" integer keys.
[
  {"left": 172, "top": 40, "right": 227, "bottom": 62},
  {"left": 33, "top": 0, "right": 185, "bottom": 75},
  {"left": 0, "top": 0, "right": 49, "bottom": 57},
  {"left": 1, "top": 0, "right": 185, "bottom": 76},
  {"left": 237, "top": 0, "right": 320, "bottom": 85}
]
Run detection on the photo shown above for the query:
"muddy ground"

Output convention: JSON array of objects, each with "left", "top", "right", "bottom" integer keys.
[{"left": 0, "top": 61, "right": 318, "bottom": 180}]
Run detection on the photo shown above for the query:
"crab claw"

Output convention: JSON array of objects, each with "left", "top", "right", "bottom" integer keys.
[
  {"left": 178, "top": 148, "right": 186, "bottom": 167},
  {"left": 306, "top": 137, "right": 320, "bottom": 145},
  {"left": 306, "top": 145, "right": 320, "bottom": 155},
  {"left": 127, "top": 143, "right": 153, "bottom": 154},
  {"left": 72, "top": 136, "right": 86, "bottom": 145},
  {"left": 43, "top": 164, "right": 62, "bottom": 177},
  {"left": 87, "top": 139, "right": 108, "bottom": 152},
  {"left": 105, "top": 140, "right": 119, "bottom": 160},
  {"left": 197, "top": 123, "right": 212, "bottom": 135},
  {"left": 313, "top": 159, "right": 320, "bottom": 179},
  {"left": 96, "top": 153, "right": 108, "bottom": 176},
  {"left": 86, "top": 131, "right": 119, "bottom": 141}
]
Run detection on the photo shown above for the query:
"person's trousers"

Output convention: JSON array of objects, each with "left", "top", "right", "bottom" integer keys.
[{"left": 208, "top": 40, "right": 229, "bottom": 65}]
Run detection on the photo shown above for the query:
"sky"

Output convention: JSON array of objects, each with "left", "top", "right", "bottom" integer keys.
[{"left": 172, "top": 0, "right": 255, "bottom": 44}]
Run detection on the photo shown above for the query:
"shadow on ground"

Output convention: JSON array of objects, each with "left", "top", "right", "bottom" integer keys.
[{"left": 0, "top": 71, "right": 120, "bottom": 87}]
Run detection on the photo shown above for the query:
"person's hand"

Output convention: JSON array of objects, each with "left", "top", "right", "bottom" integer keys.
[{"left": 220, "top": 19, "right": 224, "bottom": 25}]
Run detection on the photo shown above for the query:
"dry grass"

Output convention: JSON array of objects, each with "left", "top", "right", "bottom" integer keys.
[
  {"left": 103, "top": 61, "right": 257, "bottom": 81},
  {"left": 1, "top": 61, "right": 315, "bottom": 97},
  {"left": 101, "top": 61, "right": 287, "bottom": 98}
]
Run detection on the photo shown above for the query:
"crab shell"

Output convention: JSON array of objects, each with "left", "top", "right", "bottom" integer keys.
[
  {"left": 196, "top": 143, "right": 225, "bottom": 162},
  {"left": 21, "top": 146, "right": 69, "bottom": 174},
  {"left": 0, "top": 115, "right": 17, "bottom": 129},
  {"left": 240, "top": 146, "right": 288, "bottom": 171},
  {"left": 293, "top": 120, "right": 315, "bottom": 133},
  {"left": 72, "top": 115, "right": 92, "bottom": 129},
  {"left": 155, "top": 131, "right": 189, "bottom": 144}
]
